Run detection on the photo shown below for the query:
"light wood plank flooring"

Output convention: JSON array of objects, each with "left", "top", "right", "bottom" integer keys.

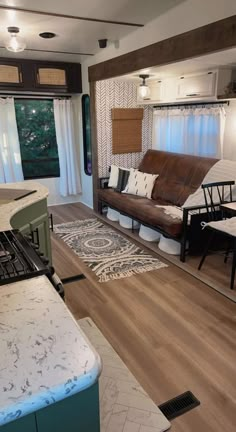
[{"left": 50, "top": 203, "right": 236, "bottom": 432}]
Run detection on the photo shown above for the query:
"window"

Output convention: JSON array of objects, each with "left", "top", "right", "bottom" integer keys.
[
  {"left": 82, "top": 94, "right": 92, "bottom": 175},
  {"left": 15, "top": 99, "right": 60, "bottom": 179},
  {"left": 152, "top": 105, "right": 225, "bottom": 159}
]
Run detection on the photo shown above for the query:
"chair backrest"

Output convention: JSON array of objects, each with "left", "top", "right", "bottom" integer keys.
[{"left": 201, "top": 180, "right": 235, "bottom": 221}]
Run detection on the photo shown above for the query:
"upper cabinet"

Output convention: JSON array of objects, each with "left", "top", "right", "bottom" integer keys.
[
  {"left": 137, "top": 69, "right": 233, "bottom": 105},
  {"left": 0, "top": 58, "right": 82, "bottom": 93},
  {"left": 35, "top": 65, "right": 67, "bottom": 89},
  {"left": 176, "top": 72, "right": 216, "bottom": 99},
  {"left": 0, "top": 61, "right": 23, "bottom": 88}
]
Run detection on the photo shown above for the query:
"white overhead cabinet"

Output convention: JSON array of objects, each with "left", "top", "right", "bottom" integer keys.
[
  {"left": 137, "top": 69, "right": 233, "bottom": 105},
  {"left": 176, "top": 72, "right": 216, "bottom": 99}
]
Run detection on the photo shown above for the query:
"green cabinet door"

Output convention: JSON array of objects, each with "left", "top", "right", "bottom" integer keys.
[
  {"left": 36, "top": 383, "right": 100, "bottom": 432},
  {"left": 0, "top": 384, "right": 100, "bottom": 432},
  {"left": 29, "top": 213, "right": 51, "bottom": 263},
  {"left": 1, "top": 414, "right": 36, "bottom": 432},
  {"left": 10, "top": 198, "right": 52, "bottom": 264}
]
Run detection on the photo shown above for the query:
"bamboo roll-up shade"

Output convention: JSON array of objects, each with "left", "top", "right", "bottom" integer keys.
[
  {"left": 37, "top": 68, "right": 66, "bottom": 86},
  {"left": 0, "top": 65, "right": 21, "bottom": 83},
  {"left": 112, "top": 108, "right": 143, "bottom": 154}
]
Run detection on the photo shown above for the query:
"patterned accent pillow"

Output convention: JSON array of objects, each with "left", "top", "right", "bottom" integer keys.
[
  {"left": 108, "top": 165, "right": 130, "bottom": 188},
  {"left": 115, "top": 168, "right": 130, "bottom": 193},
  {"left": 122, "top": 169, "right": 159, "bottom": 199}
]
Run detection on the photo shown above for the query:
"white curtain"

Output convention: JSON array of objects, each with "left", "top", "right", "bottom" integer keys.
[
  {"left": 0, "top": 98, "right": 24, "bottom": 183},
  {"left": 152, "top": 105, "right": 226, "bottom": 158},
  {"left": 53, "top": 99, "right": 82, "bottom": 196}
]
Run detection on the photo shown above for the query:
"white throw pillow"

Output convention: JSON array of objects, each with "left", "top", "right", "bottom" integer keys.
[
  {"left": 122, "top": 169, "right": 158, "bottom": 199},
  {"left": 108, "top": 165, "right": 130, "bottom": 188}
]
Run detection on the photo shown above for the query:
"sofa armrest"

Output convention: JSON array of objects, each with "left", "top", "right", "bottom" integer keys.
[{"left": 99, "top": 177, "right": 110, "bottom": 189}]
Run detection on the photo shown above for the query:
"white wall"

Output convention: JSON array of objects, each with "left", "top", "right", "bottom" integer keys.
[{"left": 223, "top": 100, "right": 236, "bottom": 160}]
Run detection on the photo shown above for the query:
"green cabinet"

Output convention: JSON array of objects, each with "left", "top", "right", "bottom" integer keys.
[
  {"left": 1, "top": 414, "right": 36, "bottom": 432},
  {"left": 1, "top": 383, "right": 100, "bottom": 432},
  {"left": 10, "top": 198, "right": 52, "bottom": 264}
]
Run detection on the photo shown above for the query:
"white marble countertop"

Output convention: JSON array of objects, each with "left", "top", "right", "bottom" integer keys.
[
  {"left": 0, "top": 276, "right": 102, "bottom": 427},
  {"left": 0, "top": 180, "right": 49, "bottom": 231}
]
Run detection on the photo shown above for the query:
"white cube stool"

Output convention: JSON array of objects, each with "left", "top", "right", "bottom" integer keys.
[
  {"left": 158, "top": 235, "right": 181, "bottom": 255},
  {"left": 107, "top": 207, "right": 120, "bottom": 222},
  {"left": 139, "top": 225, "right": 161, "bottom": 242},
  {"left": 119, "top": 214, "right": 140, "bottom": 229}
]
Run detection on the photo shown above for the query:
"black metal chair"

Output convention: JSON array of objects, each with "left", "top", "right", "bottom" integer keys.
[{"left": 198, "top": 180, "right": 236, "bottom": 289}]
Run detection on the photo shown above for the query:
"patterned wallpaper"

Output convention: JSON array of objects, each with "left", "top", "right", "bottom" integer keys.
[{"left": 96, "top": 80, "right": 153, "bottom": 178}]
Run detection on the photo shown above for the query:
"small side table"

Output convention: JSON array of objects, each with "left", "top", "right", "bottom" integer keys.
[{"left": 221, "top": 202, "right": 236, "bottom": 216}]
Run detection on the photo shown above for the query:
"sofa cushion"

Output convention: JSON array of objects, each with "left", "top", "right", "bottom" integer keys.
[
  {"left": 98, "top": 188, "right": 183, "bottom": 237},
  {"left": 139, "top": 150, "right": 218, "bottom": 206}
]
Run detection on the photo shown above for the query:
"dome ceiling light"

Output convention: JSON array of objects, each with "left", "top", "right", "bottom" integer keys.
[{"left": 5, "top": 26, "right": 26, "bottom": 53}]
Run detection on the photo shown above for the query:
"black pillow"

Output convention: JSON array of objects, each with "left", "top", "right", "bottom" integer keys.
[{"left": 115, "top": 168, "right": 130, "bottom": 193}]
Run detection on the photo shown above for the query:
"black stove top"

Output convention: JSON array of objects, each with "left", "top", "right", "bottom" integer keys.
[{"left": 0, "top": 230, "right": 50, "bottom": 285}]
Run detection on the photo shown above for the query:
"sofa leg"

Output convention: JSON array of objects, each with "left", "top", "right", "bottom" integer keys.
[
  {"left": 98, "top": 200, "right": 103, "bottom": 214},
  {"left": 180, "top": 240, "right": 186, "bottom": 262}
]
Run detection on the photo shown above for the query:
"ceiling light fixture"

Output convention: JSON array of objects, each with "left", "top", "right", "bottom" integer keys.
[
  {"left": 5, "top": 26, "right": 26, "bottom": 52},
  {"left": 138, "top": 74, "right": 150, "bottom": 99}
]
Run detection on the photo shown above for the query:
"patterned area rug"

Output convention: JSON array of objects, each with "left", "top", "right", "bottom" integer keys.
[{"left": 54, "top": 218, "right": 167, "bottom": 283}]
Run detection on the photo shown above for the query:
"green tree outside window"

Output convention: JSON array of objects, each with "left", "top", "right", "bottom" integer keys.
[{"left": 15, "top": 99, "right": 60, "bottom": 179}]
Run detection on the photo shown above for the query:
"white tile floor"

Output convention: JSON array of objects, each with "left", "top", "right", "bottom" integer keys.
[{"left": 78, "top": 317, "right": 171, "bottom": 432}]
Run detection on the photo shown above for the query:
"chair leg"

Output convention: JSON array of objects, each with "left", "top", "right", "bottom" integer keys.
[
  {"left": 230, "top": 239, "right": 236, "bottom": 290},
  {"left": 180, "top": 209, "right": 188, "bottom": 262},
  {"left": 198, "top": 230, "right": 215, "bottom": 270},
  {"left": 224, "top": 240, "right": 232, "bottom": 264}
]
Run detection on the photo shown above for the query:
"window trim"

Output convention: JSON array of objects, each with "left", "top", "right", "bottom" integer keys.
[{"left": 82, "top": 94, "right": 92, "bottom": 176}]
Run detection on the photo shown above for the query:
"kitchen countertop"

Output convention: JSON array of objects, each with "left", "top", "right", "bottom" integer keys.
[
  {"left": 0, "top": 181, "right": 49, "bottom": 231},
  {"left": 0, "top": 276, "right": 102, "bottom": 426}
]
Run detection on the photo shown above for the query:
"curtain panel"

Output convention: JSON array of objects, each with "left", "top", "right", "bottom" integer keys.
[
  {"left": 53, "top": 99, "right": 82, "bottom": 197},
  {"left": 152, "top": 105, "right": 226, "bottom": 159},
  {"left": 0, "top": 98, "right": 24, "bottom": 183}
]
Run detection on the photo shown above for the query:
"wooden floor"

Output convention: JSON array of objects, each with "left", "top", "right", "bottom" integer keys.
[{"left": 50, "top": 203, "right": 236, "bottom": 432}]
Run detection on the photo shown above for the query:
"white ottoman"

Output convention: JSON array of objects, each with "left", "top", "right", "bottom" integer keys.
[
  {"left": 119, "top": 214, "right": 140, "bottom": 229},
  {"left": 139, "top": 225, "right": 161, "bottom": 242},
  {"left": 158, "top": 235, "right": 181, "bottom": 255},
  {"left": 107, "top": 207, "right": 120, "bottom": 222}
]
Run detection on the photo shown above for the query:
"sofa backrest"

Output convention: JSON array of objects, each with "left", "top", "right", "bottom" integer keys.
[{"left": 139, "top": 150, "right": 218, "bottom": 206}]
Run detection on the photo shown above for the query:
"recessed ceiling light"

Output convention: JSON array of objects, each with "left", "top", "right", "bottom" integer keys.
[{"left": 39, "top": 32, "right": 56, "bottom": 39}]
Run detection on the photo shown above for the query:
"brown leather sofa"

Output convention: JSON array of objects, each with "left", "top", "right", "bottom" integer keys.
[{"left": 98, "top": 150, "right": 218, "bottom": 261}]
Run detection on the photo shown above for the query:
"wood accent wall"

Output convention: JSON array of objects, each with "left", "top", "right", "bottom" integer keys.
[{"left": 112, "top": 108, "right": 143, "bottom": 154}]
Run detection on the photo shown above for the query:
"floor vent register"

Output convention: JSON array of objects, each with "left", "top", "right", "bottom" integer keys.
[{"left": 158, "top": 390, "right": 200, "bottom": 420}]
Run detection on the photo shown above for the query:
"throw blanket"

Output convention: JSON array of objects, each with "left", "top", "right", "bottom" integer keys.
[
  {"left": 155, "top": 159, "right": 236, "bottom": 220},
  {"left": 183, "top": 159, "right": 236, "bottom": 208},
  {"left": 155, "top": 205, "right": 183, "bottom": 220}
]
